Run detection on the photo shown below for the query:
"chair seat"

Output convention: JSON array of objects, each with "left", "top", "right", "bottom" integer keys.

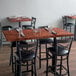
[
  {"left": 16, "top": 50, "right": 35, "bottom": 63},
  {"left": 11, "top": 41, "right": 28, "bottom": 47},
  {"left": 2, "top": 25, "right": 12, "bottom": 30},
  {"left": 47, "top": 46, "right": 69, "bottom": 56},
  {"left": 39, "top": 38, "right": 53, "bottom": 44},
  {"left": 64, "top": 23, "right": 74, "bottom": 27}
]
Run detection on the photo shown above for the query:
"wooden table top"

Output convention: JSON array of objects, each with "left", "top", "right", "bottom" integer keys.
[
  {"left": 7, "top": 17, "right": 32, "bottom": 22},
  {"left": 3, "top": 28, "right": 73, "bottom": 42},
  {"left": 65, "top": 16, "right": 76, "bottom": 19}
]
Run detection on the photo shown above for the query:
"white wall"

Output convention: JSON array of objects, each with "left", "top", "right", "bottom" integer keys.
[{"left": 0, "top": 0, "right": 76, "bottom": 28}]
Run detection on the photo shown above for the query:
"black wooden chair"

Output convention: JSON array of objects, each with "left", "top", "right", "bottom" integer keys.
[
  {"left": 1, "top": 25, "right": 12, "bottom": 46},
  {"left": 62, "top": 16, "right": 74, "bottom": 39},
  {"left": 38, "top": 26, "right": 53, "bottom": 69},
  {"left": 62, "top": 16, "right": 74, "bottom": 32},
  {"left": 1, "top": 25, "right": 28, "bottom": 72},
  {"left": 22, "top": 17, "right": 36, "bottom": 29},
  {"left": 46, "top": 38, "right": 73, "bottom": 76},
  {"left": 14, "top": 40, "right": 38, "bottom": 76}
]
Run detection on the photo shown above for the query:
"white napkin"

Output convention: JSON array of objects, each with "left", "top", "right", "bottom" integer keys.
[
  {"left": 51, "top": 31, "right": 57, "bottom": 34},
  {"left": 44, "top": 27, "right": 48, "bottom": 31},
  {"left": 20, "top": 31, "right": 25, "bottom": 37},
  {"left": 44, "top": 27, "right": 51, "bottom": 33},
  {"left": 44, "top": 27, "right": 57, "bottom": 34},
  {"left": 16, "top": 28, "right": 25, "bottom": 37}
]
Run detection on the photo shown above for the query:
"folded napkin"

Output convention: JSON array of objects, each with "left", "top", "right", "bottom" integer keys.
[
  {"left": 20, "top": 31, "right": 25, "bottom": 37},
  {"left": 44, "top": 27, "right": 57, "bottom": 34},
  {"left": 44, "top": 27, "right": 49, "bottom": 31},
  {"left": 16, "top": 28, "right": 25, "bottom": 37},
  {"left": 44, "top": 27, "right": 51, "bottom": 33},
  {"left": 51, "top": 31, "right": 57, "bottom": 34}
]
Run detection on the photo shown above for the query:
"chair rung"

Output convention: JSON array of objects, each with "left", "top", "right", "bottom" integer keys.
[
  {"left": 17, "top": 62, "right": 34, "bottom": 66},
  {"left": 47, "top": 53, "right": 52, "bottom": 58},
  {"left": 38, "top": 57, "right": 51, "bottom": 60},
  {"left": 22, "top": 70, "right": 36, "bottom": 75},
  {"left": 22, "top": 70, "right": 32, "bottom": 73},
  {"left": 57, "top": 57, "right": 67, "bottom": 60},
  {"left": 61, "top": 72, "right": 68, "bottom": 76},
  {"left": 55, "top": 64, "right": 68, "bottom": 71},
  {"left": 62, "top": 65, "right": 68, "bottom": 71},
  {"left": 40, "top": 58, "right": 47, "bottom": 60},
  {"left": 41, "top": 51, "right": 46, "bottom": 53}
]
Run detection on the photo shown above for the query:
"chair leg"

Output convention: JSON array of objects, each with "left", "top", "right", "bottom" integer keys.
[
  {"left": 16, "top": 61, "right": 22, "bottom": 76},
  {"left": 26, "top": 62, "right": 28, "bottom": 71},
  {"left": 10, "top": 47, "right": 14, "bottom": 72},
  {"left": 60, "top": 56, "right": 62, "bottom": 75},
  {"left": 39, "top": 42, "right": 48, "bottom": 69},
  {"left": 46, "top": 50, "right": 49, "bottom": 76},
  {"left": 14, "top": 57, "right": 17, "bottom": 76},
  {"left": 9, "top": 54, "right": 11, "bottom": 65},
  {"left": 39, "top": 44, "right": 41, "bottom": 69},
  {"left": 34, "top": 59, "right": 37, "bottom": 76},
  {"left": 67, "top": 57, "right": 70, "bottom": 76},
  {"left": 9, "top": 47, "right": 13, "bottom": 65},
  {"left": 70, "top": 26, "right": 71, "bottom": 32},
  {"left": 54, "top": 56, "right": 57, "bottom": 76},
  {"left": 45, "top": 43, "right": 47, "bottom": 60},
  {"left": 31, "top": 60, "right": 33, "bottom": 76}
]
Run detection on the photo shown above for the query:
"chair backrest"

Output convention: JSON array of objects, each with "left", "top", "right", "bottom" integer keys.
[
  {"left": 66, "top": 38, "right": 73, "bottom": 54},
  {"left": 62, "top": 16, "right": 70, "bottom": 29},
  {"left": 62, "top": 16, "right": 74, "bottom": 28},
  {"left": 22, "top": 17, "right": 36, "bottom": 29},
  {"left": 31, "top": 17, "right": 36, "bottom": 29},
  {"left": 58, "top": 38, "right": 73, "bottom": 55},
  {"left": 22, "top": 25, "right": 32, "bottom": 29},
  {"left": 62, "top": 16, "right": 67, "bottom": 25},
  {"left": 16, "top": 40, "right": 38, "bottom": 61},
  {"left": 38, "top": 25, "right": 48, "bottom": 29},
  {"left": 2, "top": 25, "right": 12, "bottom": 30}
]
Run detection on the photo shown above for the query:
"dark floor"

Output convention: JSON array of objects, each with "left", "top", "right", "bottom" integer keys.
[{"left": 0, "top": 41, "right": 76, "bottom": 76}]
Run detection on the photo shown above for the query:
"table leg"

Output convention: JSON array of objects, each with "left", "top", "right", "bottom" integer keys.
[
  {"left": 52, "top": 37, "right": 57, "bottom": 71},
  {"left": 46, "top": 37, "right": 57, "bottom": 73}
]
